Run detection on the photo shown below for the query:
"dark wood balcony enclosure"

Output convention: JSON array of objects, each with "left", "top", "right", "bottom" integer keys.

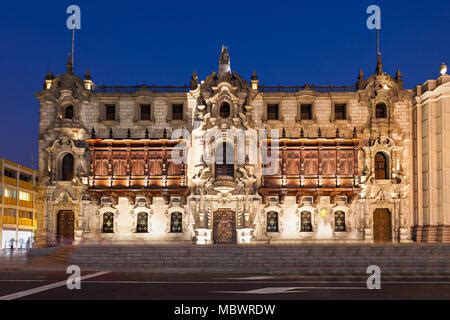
[
  {"left": 86, "top": 137, "right": 188, "bottom": 202},
  {"left": 259, "top": 135, "right": 361, "bottom": 204}
]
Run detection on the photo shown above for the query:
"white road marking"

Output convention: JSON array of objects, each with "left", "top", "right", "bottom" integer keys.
[
  {"left": 0, "top": 271, "right": 110, "bottom": 300},
  {"left": 213, "top": 286, "right": 366, "bottom": 294},
  {"left": 215, "top": 287, "right": 305, "bottom": 294}
]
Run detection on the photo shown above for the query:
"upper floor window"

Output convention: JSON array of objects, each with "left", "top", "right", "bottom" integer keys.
[
  {"left": 19, "top": 173, "right": 32, "bottom": 182},
  {"left": 140, "top": 104, "right": 151, "bottom": 121},
  {"left": 19, "top": 191, "right": 31, "bottom": 201},
  {"left": 105, "top": 104, "right": 116, "bottom": 121},
  {"left": 375, "top": 152, "right": 389, "bottom": 179},
  {"left": 267, "top": 104, "right": 280, "bottom": 120},
  {"left": 61, "top": 154, "right": 74, "bottom": 181},
  {"left": 215, "top": 141, "right": 234, "bottom": 177},
  {"left": 4, "top": 168, "right": 17, "bottom": 179},
  {"left": 334, "top": 103, "right": 347, "bottom": 120},
  {"left": 375, "top": 103, "right": 387, "bottom": 118},
  {"left": 64, "top": 105, "right": 74, "bottom": 119},
  {"left": 219, "top": 102, "right": 231, "bottom": 118},
  {"left": 300, "top": 104, "right": 313, "bottom": 120},
  {"left": 4, "top": 188, "right": 17, "bottom": 199},
  {"left": 172, "top": 104, "right": 184, "bottom": 120}
]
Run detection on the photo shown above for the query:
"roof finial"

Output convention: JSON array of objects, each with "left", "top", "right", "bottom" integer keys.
[
  {"left": 108, "top": 128, "right": 113, "bottom": 139},
  {"left": 440, "top": 62, "right": 448, "bottom": 76},
  {"left": 218, "top": 45, "right": 231, "bottom": 76},
  {"left": 376, "top": 53, "right": 383, "bottom": 75},
  {"left": 395, "top": 69, "right": 402, "bottom": 80},
  {"left": 190, "top": 70, "right": 199, "bottom": 90},
  {"left": 358, "top": 68, "right": 365, "bottom": 80},
  {"left": 145, "top": 128, "right": 149, "bottom": 139}
]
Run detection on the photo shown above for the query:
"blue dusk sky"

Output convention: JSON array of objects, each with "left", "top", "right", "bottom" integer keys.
[{"left": 0, "top": 0, "right": 449, "bottom": 168}]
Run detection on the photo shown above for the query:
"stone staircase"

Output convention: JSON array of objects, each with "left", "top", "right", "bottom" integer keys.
[{"left": 57, "top": 244, "right": 450, "bottom": 274}]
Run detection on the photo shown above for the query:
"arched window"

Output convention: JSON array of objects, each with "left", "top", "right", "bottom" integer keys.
[
  {"left": 215, "top": 141, "right": 234, "bottom": 177},
  {"left": 61, "top": 154, "right": 74, "bottom": 181},
  {"left": 219, "top": 102, "right": 231, "bottom": 118},
  {"left": 300, "top": 211, "right": 312, "bottom": 232},
  {"left": 266, "top": 211, "right": 279, "bottom": 232},
  {"left": 64, "top": 105, "right": 74, "bottom": 119},
  {"left": 136, "top": 212, "right": 148, "bottom": 233},
  {"left": 102, "top": 212, "right": 114, "bottom": 233},
  {"left": 334, "top": 211, "right": 346, "bottom": 231},
  {"left": 375, "top": 103, "right": 387, "bottom": 119},
  {"left": 170, "top": 212, "right": 183, "bottom": 233},
  {"left": 375, "top": 152, "right": 389, "bottom": 179}
]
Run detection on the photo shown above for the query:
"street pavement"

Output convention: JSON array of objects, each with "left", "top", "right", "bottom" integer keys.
[{"left": 0, "top": 270, "right": 450, "bottom": 299}]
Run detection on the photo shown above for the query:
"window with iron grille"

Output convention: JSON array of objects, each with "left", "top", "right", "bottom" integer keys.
[
  {"left": 102, "top": 212, "right": 114, "bottom": 233},
  {"left": 267, "top": 211, "right": 279, "bottom": 232},
  {"left": 334, "top": 103, "right": 347, "bottom": 120},
  {"left": 267, "top": 104, "right": 280, "bottom": 120},
  {"left": 334, "top": 211, "right": 346, "bottom": 231},
  {"left": 300, "top": 211, "right": 313, "bottom": 232},
  {"left": 172, "top": 104, "right": 184, "bottom": 120},
  {"left": 136, "top": 212, "right": 148, "bottom": 233},
  {"left": 105, "top": 104, "right": 116, "bottom": 121},
  {"left": 140, "top": 104, "right": 151, "bottom": 121},
  {"left": 300, "top": 104, "right": 313, "bottom": 120},
  {"left": 170, "top": 212, "right": 183, "bottom": 233}
]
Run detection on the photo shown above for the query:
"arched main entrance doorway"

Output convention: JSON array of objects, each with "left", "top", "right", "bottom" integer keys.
[
  {"left": 57, "top": 210, "right": 75, "bottom": 244},
  {"left": 373, "top": 208, "right": 392, "bottom": 243},
  {"left": 213, "top": 209, "right": 236, "bottom": 244}
]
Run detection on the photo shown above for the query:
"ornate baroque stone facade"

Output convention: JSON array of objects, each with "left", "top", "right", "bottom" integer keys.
[{"left": 35, "top": 48, "right": 450, "bottom": 246}]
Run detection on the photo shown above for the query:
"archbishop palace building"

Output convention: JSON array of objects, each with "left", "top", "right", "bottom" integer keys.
[{"left": 34, "top": 47, "right": 450, "bottom": 246}]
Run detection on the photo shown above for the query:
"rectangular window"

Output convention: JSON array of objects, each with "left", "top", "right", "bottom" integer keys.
[
  {"left": 105, "top": 104, "right": 116, "bottom": 121},
  {"left": 4, "top": 209, "right": 16, "bottom": 217},
  {"left": 5, "top": 188, "right": 17, "bottom": 198},
  {"left": 300, "top": 104, "right": 313, "bottom": 120},
  {"left": 19, "top": 191, "right": 30, "bottom": 201},
  {"left": 19, "top": 211, "right": 33, "bottom": 219},
  {"left": 172, "top": 104, "right": 184, "bottom": 120},
  {"left": 19, "top": 173, "right": 32, "bottom": 182},
  {"left": 267, "top": 104, "right": 280, "bottom": 120},
  {"left": 4, "top": 168, "right": 17, "bottom": 179},
  {"left": 140, "top": 104, "right": 151, "bottom": 121},
  {"left": 334, "top": 104, "right": 347, "bottom": 120}
]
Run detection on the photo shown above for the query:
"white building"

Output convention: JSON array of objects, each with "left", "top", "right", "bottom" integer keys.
[{"left": 34, "top": 48, "right": 450, "bottom": 246}]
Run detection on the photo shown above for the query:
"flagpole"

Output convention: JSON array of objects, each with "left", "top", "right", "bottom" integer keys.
[{"left": 71, "top": 28, "right": 75, "bottom": 66}]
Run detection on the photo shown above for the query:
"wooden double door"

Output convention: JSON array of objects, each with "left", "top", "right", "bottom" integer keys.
[
  {"left": 57, "top": 210, "right": 75, "bottom": 244},
  {"left": 373, "top": 209, "right": 392, "bottom": 243},
  {"left": 213, "top": 209, "right": 236, "bottom": 244}
]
